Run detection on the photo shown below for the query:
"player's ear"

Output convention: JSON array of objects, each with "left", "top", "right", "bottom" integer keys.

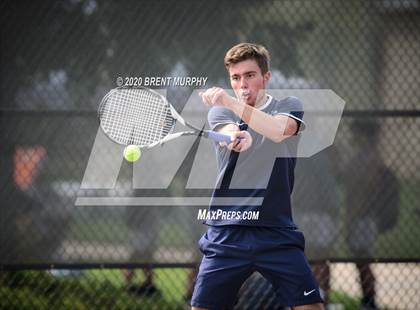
[
  {"left": 263, "top": 71, "right": 271, "bottom": 82},
  {"left": 263, "top": 71, "right": 271, "bottom": 88}
]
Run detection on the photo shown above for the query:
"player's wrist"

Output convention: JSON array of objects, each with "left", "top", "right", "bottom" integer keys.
[{"left": 223, "top": 95, "right": 238, "bottom": 110}]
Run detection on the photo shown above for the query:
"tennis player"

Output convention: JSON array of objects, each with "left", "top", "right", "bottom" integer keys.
[{"left": 191, "top": 43, "right": 324, "bottom": 310}]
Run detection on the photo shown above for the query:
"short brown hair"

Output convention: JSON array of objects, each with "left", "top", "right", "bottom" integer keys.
[{"left": 224, "top": 43, "right": 270, "bottom": 74}]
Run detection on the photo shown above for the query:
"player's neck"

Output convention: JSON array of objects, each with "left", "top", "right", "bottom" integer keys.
[{"left": 252, "top": 94, "right": 268, "bottom": 109}]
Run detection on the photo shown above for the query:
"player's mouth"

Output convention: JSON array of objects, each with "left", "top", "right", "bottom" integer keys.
[{"left": 241, "top": 91, "right": 251, "bottom": 100}]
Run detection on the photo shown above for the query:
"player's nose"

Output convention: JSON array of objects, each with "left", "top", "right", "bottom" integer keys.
[{"left": 240, "top": 77, "right": 248, "bottom": 88}]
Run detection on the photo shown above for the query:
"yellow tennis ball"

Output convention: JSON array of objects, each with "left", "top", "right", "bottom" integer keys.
[{"left": 123, "top": 145, "right": 141, "bottom": 162}]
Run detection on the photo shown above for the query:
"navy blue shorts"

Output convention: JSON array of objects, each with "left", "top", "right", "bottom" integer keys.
[{"left": 191, "top": 225, "right": 323, "bottom": 309}]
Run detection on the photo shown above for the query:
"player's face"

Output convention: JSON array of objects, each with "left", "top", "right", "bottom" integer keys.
[{"left": 228, "top": 59, "right": 271, "bottom": 106}]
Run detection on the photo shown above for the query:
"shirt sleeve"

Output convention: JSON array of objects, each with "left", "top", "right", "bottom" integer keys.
[
  {"left": 207, "top": 106, "right": 238, "bottom": 131},
  {"left": 274, "top": 96, "right": 305, "bottom": 133}
]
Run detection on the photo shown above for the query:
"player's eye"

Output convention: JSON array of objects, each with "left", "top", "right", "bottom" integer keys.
[
  {"left": 231, "top": 76, "right": 240, "bottom": 81},
  {"left": 246, "top": 73, "right": 255, "bottom": 79}
]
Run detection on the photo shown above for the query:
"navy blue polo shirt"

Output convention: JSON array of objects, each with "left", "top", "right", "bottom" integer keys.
[{"left": 204, "top": 95, "right": 304, "bottom": 228}]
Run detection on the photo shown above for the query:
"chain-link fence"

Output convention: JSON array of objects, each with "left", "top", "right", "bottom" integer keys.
[{"left": 1, "top": 1, "right": 419, "bottom": 309}]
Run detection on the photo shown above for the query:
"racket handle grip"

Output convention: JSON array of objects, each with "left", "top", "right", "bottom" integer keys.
[{"left": 207, "top": 131, "right": 233, "bottom": 143}]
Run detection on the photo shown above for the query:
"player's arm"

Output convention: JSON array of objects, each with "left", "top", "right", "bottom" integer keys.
[
  {"left": 227, "top": 102, "right": 298, "bottom": 143},
  {"left": 201, "top": 89, "right": 300, "bottom": 143}
]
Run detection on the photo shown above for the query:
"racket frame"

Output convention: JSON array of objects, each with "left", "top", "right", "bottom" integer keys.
[{"left": 98, "top": 86, "right": 233, "bottom": 148}]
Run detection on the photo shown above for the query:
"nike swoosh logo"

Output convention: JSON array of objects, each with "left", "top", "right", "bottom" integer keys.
[{"left": 304, "top": 289, "right": 316, "bottom": 296}]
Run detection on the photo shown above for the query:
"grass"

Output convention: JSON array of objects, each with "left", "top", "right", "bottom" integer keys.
[
  {"left": 329, "top": 290, "right": 360, "bottom": 310},
  {"left": 2, "top": 270, "right": 368, "bottom": 310},
  {"left": 86, "top": 268, "right": 189, "bottom": 303},
  {"left": 0, "top": 269, "right": 190, "bottom": 310}
]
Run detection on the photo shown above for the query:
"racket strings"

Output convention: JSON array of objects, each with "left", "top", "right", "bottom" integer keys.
[{"left": 100, "top": 88, "right": 174, "bottom": 146}]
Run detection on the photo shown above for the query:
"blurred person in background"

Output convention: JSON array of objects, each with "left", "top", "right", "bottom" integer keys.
[{"left": 342, "top": 119, "right": 400, "bottom": 310}]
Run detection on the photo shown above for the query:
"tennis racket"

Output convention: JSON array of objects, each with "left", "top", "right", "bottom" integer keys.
[{"left": 98, "top": 86, "right": 233, "bottom": 148}]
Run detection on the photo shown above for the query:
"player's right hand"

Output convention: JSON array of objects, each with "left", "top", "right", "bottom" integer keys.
[{"left": 199, "top": 87, "right": 235, "bottom": 108}]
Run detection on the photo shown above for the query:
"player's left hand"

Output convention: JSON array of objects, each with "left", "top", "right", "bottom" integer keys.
[{"left": 199, "top": 87, "right": 234, "bottom": 107}]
